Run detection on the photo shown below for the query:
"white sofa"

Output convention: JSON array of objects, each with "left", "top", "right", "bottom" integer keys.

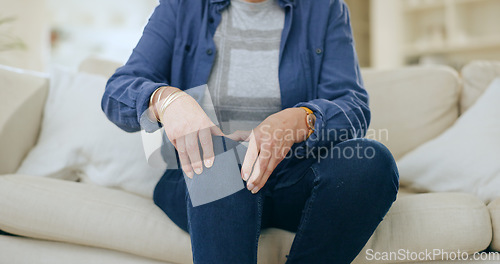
[{"left": 1, "top": 59, "right": 500, "bottom": 264}]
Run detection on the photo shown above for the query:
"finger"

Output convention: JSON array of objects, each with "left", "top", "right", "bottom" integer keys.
[
  {"left": 272, "top": 140, "right": 287, "bottom": 161},
  {"left": 260, "top": 142, "right": 293, "bottom": 187},
  {"left": 254, "top": 156, "right": 281, "bottom": 194},
  {"left": 199, "top": 128, "right": 214, "bottom": 168},
  {"left": 226, "top": 130, "right": 252, "bottom": 142},
  {"left": 175, "top": 137, "right": 194, "bottom": 178},
  {"left": 185, "top": 131, "right": 203, "bottom": 175},
  {"left": 246, "top": 155, "right": 261, "bottom": 193},
  {"left": 247, "top": 141, "right": 272, "bottom": 193},
  {"left": 225, "top": 131, "right": 242, "bottom": 141},
  {"left": 241, "top": 131, "right": 259, "bottom": 181},
  {"left": 266, "top": 141, "right": 292, "bottom": 180},
  {"left": 210, "top": 125, "right": 225, "bottom": 137}
]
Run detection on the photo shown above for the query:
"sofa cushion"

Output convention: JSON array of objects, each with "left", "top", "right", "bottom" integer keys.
[
  {"left": 489, "top": 198, "right": 500, "bottom": 252},
  {"left": 0, "top": 175, "right": 295, "bottom": 264},
  {"left": 354, "top": 193, "right": 492, "bottom": 263},
  {"left": 361, "top": 66, "right": 460, "bottom": 160},
  {"left": 0, "top": 65, "right": 48, "bottom": 174},
  {"left": 397, "top": 78, "right": 500, "bottom": 203},
  {"left": 2, "top": 235, "right": 498, "bottom": 264},
  {"left": 398, "top": 261, "right": 500, "bottom": 264},
  {"left": 0, "top": 235, "right": 170, "bottom": 264},
  {"left": 0, "top": 175, "right": 192, "bottom": 264},
  {"left": 0, "top": 175, "right": 492, "bottom": 264},
  {"left": 461, "top": 60, "right": 500, "bottom": 114}
]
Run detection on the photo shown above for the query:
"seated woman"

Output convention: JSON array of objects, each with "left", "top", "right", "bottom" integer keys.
[{"left": 102, "top": 0, "right": 399, "bottom": 263}]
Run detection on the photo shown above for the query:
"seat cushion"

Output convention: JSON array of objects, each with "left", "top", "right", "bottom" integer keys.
[
  {"left": 354, "top": 193, "right": 492, "bottom": 263},
  {"left": 489, "top": 198, "right": 500, "bottom": 251},
  {"left": 0, "top": 175, "right": 492, "bottom": 264},
  {"left": 0, "top": 175, "right": 192, "bottom": 264},
  {"left": 399, "top": 261, "right": 500, "bottom": 264},
  {"left": 361, "top": 66, "right": 460, "bottom": 160},
  {"left": 461, "top": 60, "right": 500, "bottom": 114},
  {"left": 0, "top": 235, "right": 170, "bottom": 264},
  {"left": 0, "top": 175, "right": 294, "bottom": 264}
]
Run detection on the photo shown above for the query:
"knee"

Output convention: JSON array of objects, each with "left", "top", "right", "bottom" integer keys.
[
  {"left": 153, "top": 177, "right": 170, "bottom": 214},
  {"left": 153, "top": 181, "right": 164, "bottom": 207},
  {"left": 316, "top": 138, "right": 399, "bottom": 200},
  {"left": 153, "top": 175, "right": 190, "bottom": 232}
]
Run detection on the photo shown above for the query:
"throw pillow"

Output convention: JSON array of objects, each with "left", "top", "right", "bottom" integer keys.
[
  {"left": 17, "top": 67, "right": 164, "bottom": 198},
  {"left": 397, "top": 78, "right": 500, "bottom": 203}
]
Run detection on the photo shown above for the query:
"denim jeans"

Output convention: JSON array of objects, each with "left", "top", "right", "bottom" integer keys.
[{"left": 153, "top": 138, "right": 399, "bottom": 264}]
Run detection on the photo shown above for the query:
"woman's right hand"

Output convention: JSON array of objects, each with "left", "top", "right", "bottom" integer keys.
[{"left": 151, "top": 87, "right": 222, "bottom": 178}]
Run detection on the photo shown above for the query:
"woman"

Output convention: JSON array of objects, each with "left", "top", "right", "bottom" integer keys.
[{"left": 102, "top": 0, "right": 399, "bottom": 263}]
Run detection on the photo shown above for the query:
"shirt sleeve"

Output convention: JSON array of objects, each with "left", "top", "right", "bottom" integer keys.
[
  {"left": 101, "top": 0, "right": 178, "bottom": 132},
  {"left": 294, "top": 0, "right": 370, "bottom": 149}
]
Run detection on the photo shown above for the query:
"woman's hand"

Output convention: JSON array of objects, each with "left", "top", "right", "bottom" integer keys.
[
  {"left": 235, "top": 108, "right": 310, "bottom": 194},
  {"left": 151, "top": 87, "right": 222, "bottom": 178}
]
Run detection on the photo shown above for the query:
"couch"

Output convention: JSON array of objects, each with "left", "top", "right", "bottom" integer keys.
[{"left": 1, "top": 59, "right": 500, "bottom": 264}]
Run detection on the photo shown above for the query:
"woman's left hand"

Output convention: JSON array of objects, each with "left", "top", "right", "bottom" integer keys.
[{"left": 228, "top": 108, "right": 310, "bottom": 194}]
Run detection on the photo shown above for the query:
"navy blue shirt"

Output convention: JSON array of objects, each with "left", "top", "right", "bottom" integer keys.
[{"left": 102, "top": 0, "right": 370, "bottom": 150}]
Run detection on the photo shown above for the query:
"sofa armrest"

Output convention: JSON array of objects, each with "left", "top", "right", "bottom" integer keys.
[{"left": 0, "top": 65, "right": 48, "bottom": 174}]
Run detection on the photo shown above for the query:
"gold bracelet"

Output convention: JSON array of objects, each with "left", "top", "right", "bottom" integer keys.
[
  {"left": 158, "top": 90, "right": 186, "bottom": 122},
  {"left": 155, "top": 87, "right": 167, "bottom": 106},
  {"left": 149, "top": 88, "right": 163, "bottom": 121},
  {"left": 149, "top": 87, "right": 170, "bottom": 122},
  {"left": 160, "top": 91, "right": 184, "bottom": 114},
  {"left": 159, "top": 91, "right": 184, "bottom": 121}
]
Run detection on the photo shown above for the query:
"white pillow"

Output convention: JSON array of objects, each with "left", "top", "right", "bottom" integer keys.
[
  {"left": 397, "top": 78, "right": 500, "bottom": 203},
  {"left": 17, "top": 67, "right": 164, "bottom": 198}
]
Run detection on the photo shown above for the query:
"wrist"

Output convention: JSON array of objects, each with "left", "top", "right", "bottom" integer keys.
[
  {"left": 282, "top": 108, "right": 309, "bottom": 143},
  {"left": 295, "top": 107, "right": 316, "bottom": 142},
  {"left": 157, "top": 90, "right": 186, "bottom": 122},
  {"left": 148, "top": 86, "right": 180, "bottom": 121}
]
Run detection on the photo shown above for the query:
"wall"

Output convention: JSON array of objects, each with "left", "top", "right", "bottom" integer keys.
[
  {"left": 48, "top": 0, "right": 158, "bottom": 69},
  {"left": 345, "top": 0, "right": 371, "bottom": 68},
  {"left": 370, "top": 0, "right": 405, "bottom": 69},
  {"left": 0, "top": 0, "right": 50, "bottom": 72},
  {"left": 370, "top": 0, "right": 500, "bottom": 69}
]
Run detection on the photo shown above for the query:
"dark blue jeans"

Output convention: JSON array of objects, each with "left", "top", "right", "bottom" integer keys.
[{"left": 153, "top": 138, "right": 399, "bottom": 264}]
